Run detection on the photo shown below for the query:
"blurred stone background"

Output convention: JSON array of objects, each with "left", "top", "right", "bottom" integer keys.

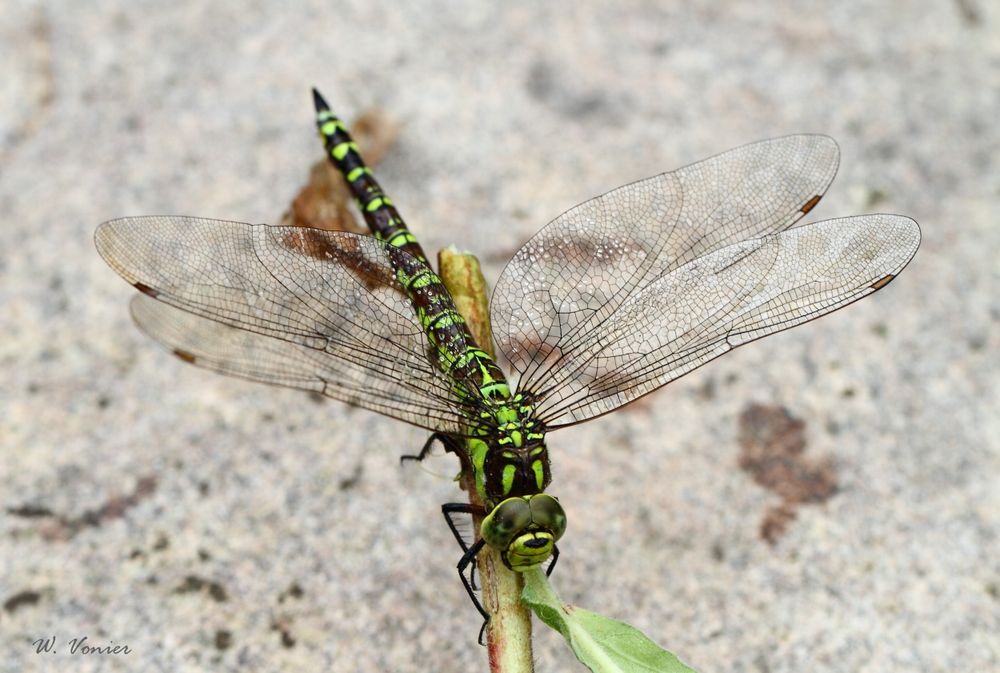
[{"left": 1, "top": 1, "right": 997, "bottom": 672}]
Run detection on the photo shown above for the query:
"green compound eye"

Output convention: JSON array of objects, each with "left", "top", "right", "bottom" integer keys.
[
  {"left": 527, "top": 494, "right": 567, "bottom": 542},
  {"left": 481, "top": 497, "right": 532, "bottom": 551}
]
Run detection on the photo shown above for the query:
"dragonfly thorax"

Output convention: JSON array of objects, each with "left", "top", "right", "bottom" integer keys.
[
  {"left": 482, "top": 432, "right": 550, "bottom": 502},
  {"left": 475, "top": 395, "right": 549, "bottom": 503},
  {"left": 472, "top": 394, "right": 551, "bottom": 507}
]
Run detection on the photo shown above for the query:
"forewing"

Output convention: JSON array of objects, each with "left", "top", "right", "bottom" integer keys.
[
  {"left": 491, "top": 135, "right": 839, "bottom": 389},
  {"left": 523, "top": 215, "right": 920, "bottom": 427},
  {"left": 96, "top": 216, "right": 477, "bottom": 434}
]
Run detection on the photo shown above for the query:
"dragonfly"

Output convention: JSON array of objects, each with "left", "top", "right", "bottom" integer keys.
[{"left": 95, "top": 89, "right": 920, "bottom": 636}]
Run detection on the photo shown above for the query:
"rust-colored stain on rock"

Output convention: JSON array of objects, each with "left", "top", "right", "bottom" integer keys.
[
  {"left": 738, "top": 403, "right": 837, "bottom": 544},
  {"left": 17, "top": 475, "right": 160, "bottom": 542}
]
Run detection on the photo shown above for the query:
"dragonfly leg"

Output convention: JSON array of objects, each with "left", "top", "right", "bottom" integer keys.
[
  {"left": 441, "top": 502, "right": 485, "bottom": 553},
  {"left": 442, "top": 502, "right": 487, "bottom": 590},
  {"left": 546, "top": 544, "right": 560, "bottom": 577},
  {"left": 457, "top": 538, "right": 490, "bottom": 644},
  {"left": 399, "top": 432, "right": 459, "bottom": 464}
]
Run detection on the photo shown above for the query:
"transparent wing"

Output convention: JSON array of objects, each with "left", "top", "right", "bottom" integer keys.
[
  {"left": 96, "top": 216, "right": 479, "bottom": 434},
  {"left": 496, "top": 210, "right": 919, "bottom": 427},
  {"left": 492, "top": 135, "right": 840, "bottom": 393}
]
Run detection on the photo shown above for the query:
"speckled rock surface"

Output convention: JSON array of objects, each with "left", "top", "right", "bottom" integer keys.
[{"left": 2, "top": 2, "right": 997, "bottom": 672}]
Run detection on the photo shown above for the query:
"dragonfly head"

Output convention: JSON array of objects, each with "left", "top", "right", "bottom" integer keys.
[{"left": 481, "top": 494, "right": 566, "bottom": 572}]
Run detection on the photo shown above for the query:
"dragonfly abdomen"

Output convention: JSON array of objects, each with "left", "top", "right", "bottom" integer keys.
[
  {"left": 312, "top": 91, "right": 554, "bottom": 526},
  {"left": 313, "top": 90, "right": 425, "bottom": 262},
  {"left": 314, "top": 90, "right": 513, "bottom": 408},
  {"left": 390, "top": 251, "right": 512, "bottom": 405}
]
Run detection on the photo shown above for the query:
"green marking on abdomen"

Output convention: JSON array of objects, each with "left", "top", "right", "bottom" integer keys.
[
  {"left": 346, "top": 166, "right": 372, "bottom": 182},
  {"left": 388, "top": 231, "right": 417, "bottom": 248},
  {"left": 425, "top": 309, "right": 461, "bottom": 331},
  {"left": 405, "top": 268, "right": 435, "bottom": 290},
  {"left": 365, "top": 196, "right": 386, "bottom": 212},
  {"left": 446, "top": 350, "right": 476, "bottom": 374},
  {"left": 320, "top": 119, "right": 345, "bottom": 135},
  {"left": 331, "top": 141, "right": 359, "bottom": 160}
]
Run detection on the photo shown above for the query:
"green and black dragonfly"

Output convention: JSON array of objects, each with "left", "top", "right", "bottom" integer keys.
[{"left": 96, "top": 89, "right": 920, "bottom": 633}]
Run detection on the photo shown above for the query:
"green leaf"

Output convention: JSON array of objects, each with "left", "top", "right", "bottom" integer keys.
[{"left": 521, "top": 570, "right": 700, "bottom": 673}]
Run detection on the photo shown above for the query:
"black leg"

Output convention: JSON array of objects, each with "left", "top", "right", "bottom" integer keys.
[
  {"left": 443, "top": 503, "right": 492, "bottom": 642},
  {"left": 441, "top": 502, "right": 484, "bottom": 553},
  {"left": 546, "top": 544, "right": 560, "bottom": 577},
  {"left": 443, "top": 502, "right": 486, "bottom": 590},
  {"left": 457, "top": 538, "right": 490, "bottom": 644},
  {"left": 399, "top": 432, "right": 461, "bottom": 464},
  {"left": 399, "top": 432, "right": 443, "bottom": 464}
]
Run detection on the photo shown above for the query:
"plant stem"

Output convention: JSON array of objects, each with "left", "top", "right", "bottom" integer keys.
[{"left": 438, "top": 246, "right": 534, "bottom": 673}]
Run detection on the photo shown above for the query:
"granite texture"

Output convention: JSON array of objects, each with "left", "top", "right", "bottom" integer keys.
[{"left": 1, "top": 1, "right": 997, "bottom": 672}]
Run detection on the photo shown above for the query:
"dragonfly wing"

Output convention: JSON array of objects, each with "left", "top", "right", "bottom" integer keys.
[
  {"left": 491, "top": 135, "right": 839, "bottom": 390},
  {"left": 97, "top": 216, "right": 477, "bottom": 434},
  {"left": 129, "top": 294, "right": 474, "bottom": 430},
  {"left": 511, "top": 215, "right": 920, "bottom": 427}
]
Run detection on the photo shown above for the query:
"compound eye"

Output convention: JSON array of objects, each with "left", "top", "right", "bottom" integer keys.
[
  {"left": 528, "top": 494, "right": 567, "bottom": 541},
  {"left": 481, "top": 498, "right": 532, "bottom": 550}
]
